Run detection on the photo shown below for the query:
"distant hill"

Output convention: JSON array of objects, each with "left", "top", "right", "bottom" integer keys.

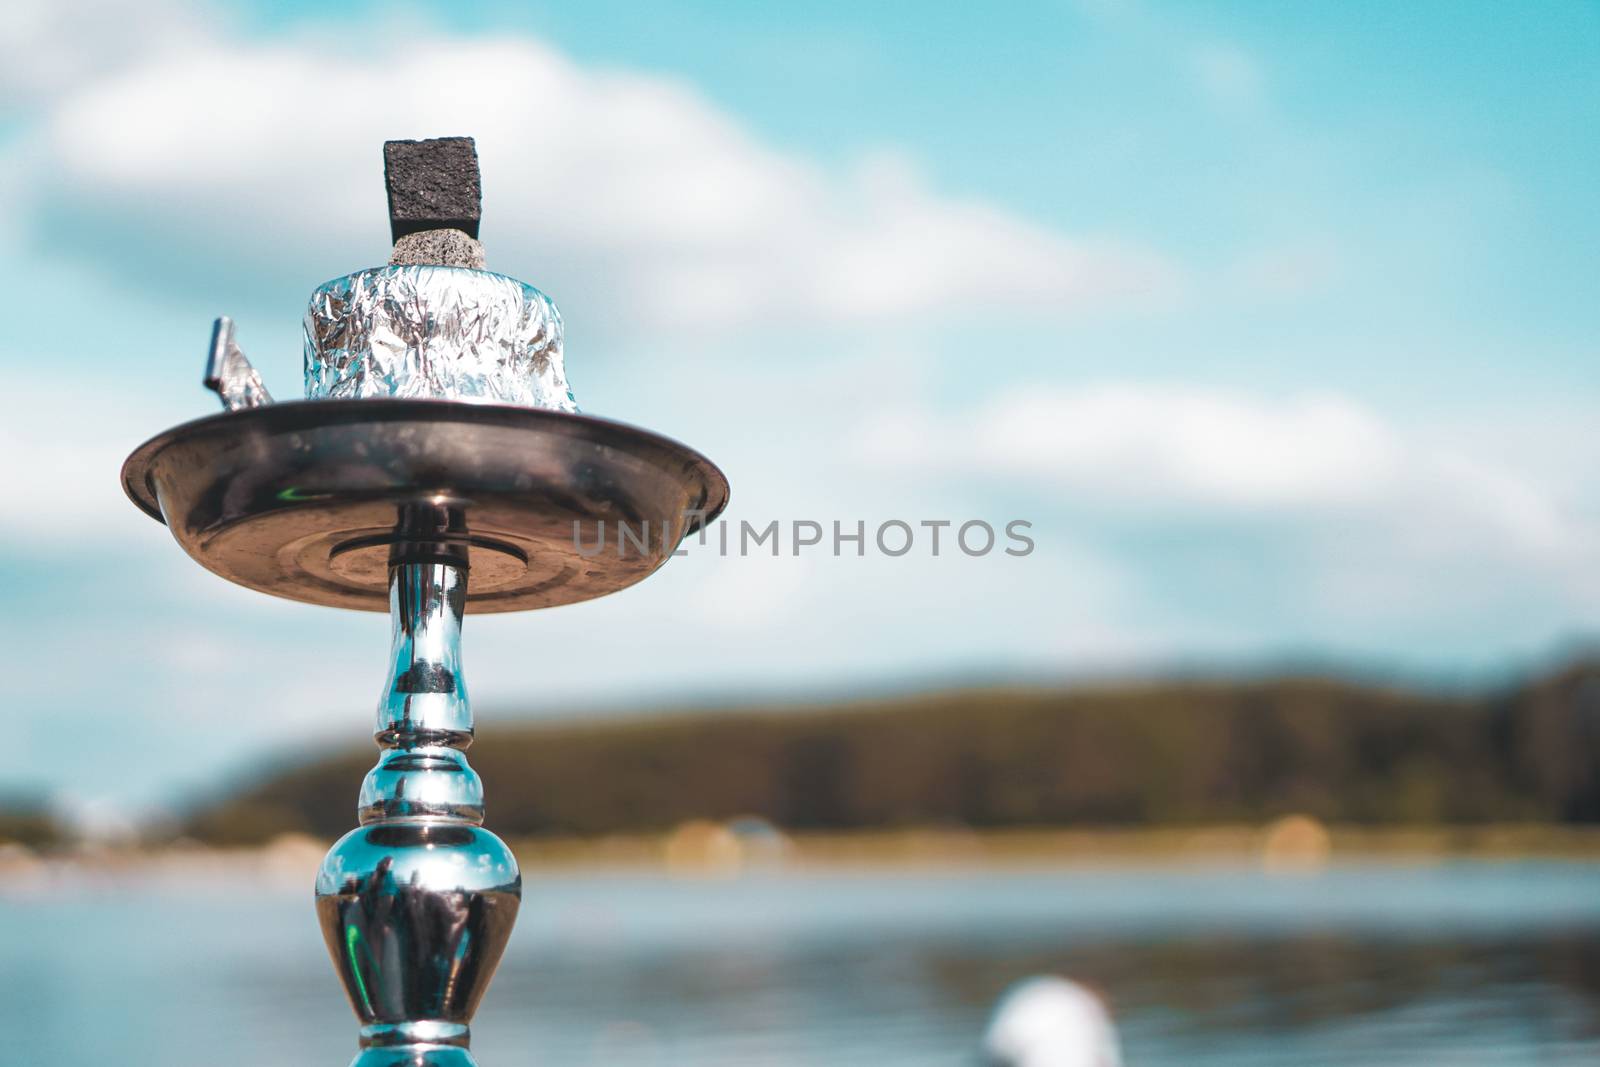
[
  {"left": 186, "top": 661, "right": 1600, "bottom": 845},
  {"left": 0, "top": 797, "right": 61, "bottom": 849}
]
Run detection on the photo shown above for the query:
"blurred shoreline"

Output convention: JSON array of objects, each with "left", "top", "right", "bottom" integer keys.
[
  {"left": 170, "top": 660, "right": 1600, "bottom": 849},
  {"left": 6, "top": 821, "right": 1600, "bottom": 894}
]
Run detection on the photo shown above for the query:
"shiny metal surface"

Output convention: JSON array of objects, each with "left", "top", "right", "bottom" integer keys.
[
  {"left": 305, "top": 266, "right": 574, "bottom": 411},
  {"left": 120, "top": 399, "right": 729, "bottom": 613},
  {"left": 203, "top": 316, "right": 273, "bottom": 411},
  {"left": 360, "top": 557, "right": 483, "bottom": 824},
  {"left": 318, "top": 562, "right": 519, "bottom": 1067}
]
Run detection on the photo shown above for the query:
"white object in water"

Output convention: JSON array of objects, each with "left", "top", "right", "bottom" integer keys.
[{"left": 982, "top": 976, "right": 1123, "bottom": 1067}]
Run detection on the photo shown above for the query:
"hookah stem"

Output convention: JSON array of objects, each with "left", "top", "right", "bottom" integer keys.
[
  {"left": 321, "top": 544, "right": 521, "bottom": 1065},
  {"left": 366, "top": 550, "right": 484, "bottom": 826}
]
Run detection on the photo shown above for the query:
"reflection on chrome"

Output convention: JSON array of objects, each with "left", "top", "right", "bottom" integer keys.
[{"left": 315, "top": 560, "right": 521, "bottom": 1067}]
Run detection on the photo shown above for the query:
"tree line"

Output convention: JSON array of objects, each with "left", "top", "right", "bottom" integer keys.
[{"left": 172, "top": 658, "right": 1600, "bottom": 846}]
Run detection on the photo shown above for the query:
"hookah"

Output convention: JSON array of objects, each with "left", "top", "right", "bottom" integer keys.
[{"left": 121, "top": 137, "right": 729, "bottom": 1066}]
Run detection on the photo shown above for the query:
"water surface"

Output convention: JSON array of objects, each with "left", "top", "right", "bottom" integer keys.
[{"left": 4, "top": 860, "right": 1598, "bottom": 1065}]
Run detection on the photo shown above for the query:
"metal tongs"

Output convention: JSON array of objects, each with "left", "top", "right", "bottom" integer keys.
[{"left": 203, "top": 316, "right": 272, "bottom": 411}]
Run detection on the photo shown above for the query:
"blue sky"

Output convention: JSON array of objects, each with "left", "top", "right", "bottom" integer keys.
[{"left": 1, "top": 0, "right": 1596, "bottom": 823}]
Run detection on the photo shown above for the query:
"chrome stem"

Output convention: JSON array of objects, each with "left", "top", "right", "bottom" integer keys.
[
  {"left": 361, "top": 562, "right": 483, "bottom": 825},
  {"left": 316, "top": 558, "right": 521, "bottom": 1067}
]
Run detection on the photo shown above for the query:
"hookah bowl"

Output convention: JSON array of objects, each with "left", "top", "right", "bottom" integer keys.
[{"left": 120, "top": 137, "right": 728, "bottom": 1066}]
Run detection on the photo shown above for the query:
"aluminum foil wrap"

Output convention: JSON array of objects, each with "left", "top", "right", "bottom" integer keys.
[{"left": 304, "top": 265, "right": 577, "bottom": 410}]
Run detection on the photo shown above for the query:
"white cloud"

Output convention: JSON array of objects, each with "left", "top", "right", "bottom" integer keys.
[
  {"left": 12, "top": 17, "right": 1179, "bottom": 336},
  {"left": 0, "top": 378, "right": 194, "bottom": 547},
  {"left": 856, "top": 381, "right": 1598, "bottom": 568},
  {"left": 0, "top": 0, "right": 216, "bottom": 111},
  {"left": 861, "top": 384, "right": 1398, "bottom": 508}
]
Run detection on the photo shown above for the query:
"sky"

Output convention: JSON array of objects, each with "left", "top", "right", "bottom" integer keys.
[{"left": 1, "top": 0, "right": 1597, "bottom": 822}]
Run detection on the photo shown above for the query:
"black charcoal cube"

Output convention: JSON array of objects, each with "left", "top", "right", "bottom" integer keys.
[{"left": 384, "top": 137, "right": 482, "bottom": 241}]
